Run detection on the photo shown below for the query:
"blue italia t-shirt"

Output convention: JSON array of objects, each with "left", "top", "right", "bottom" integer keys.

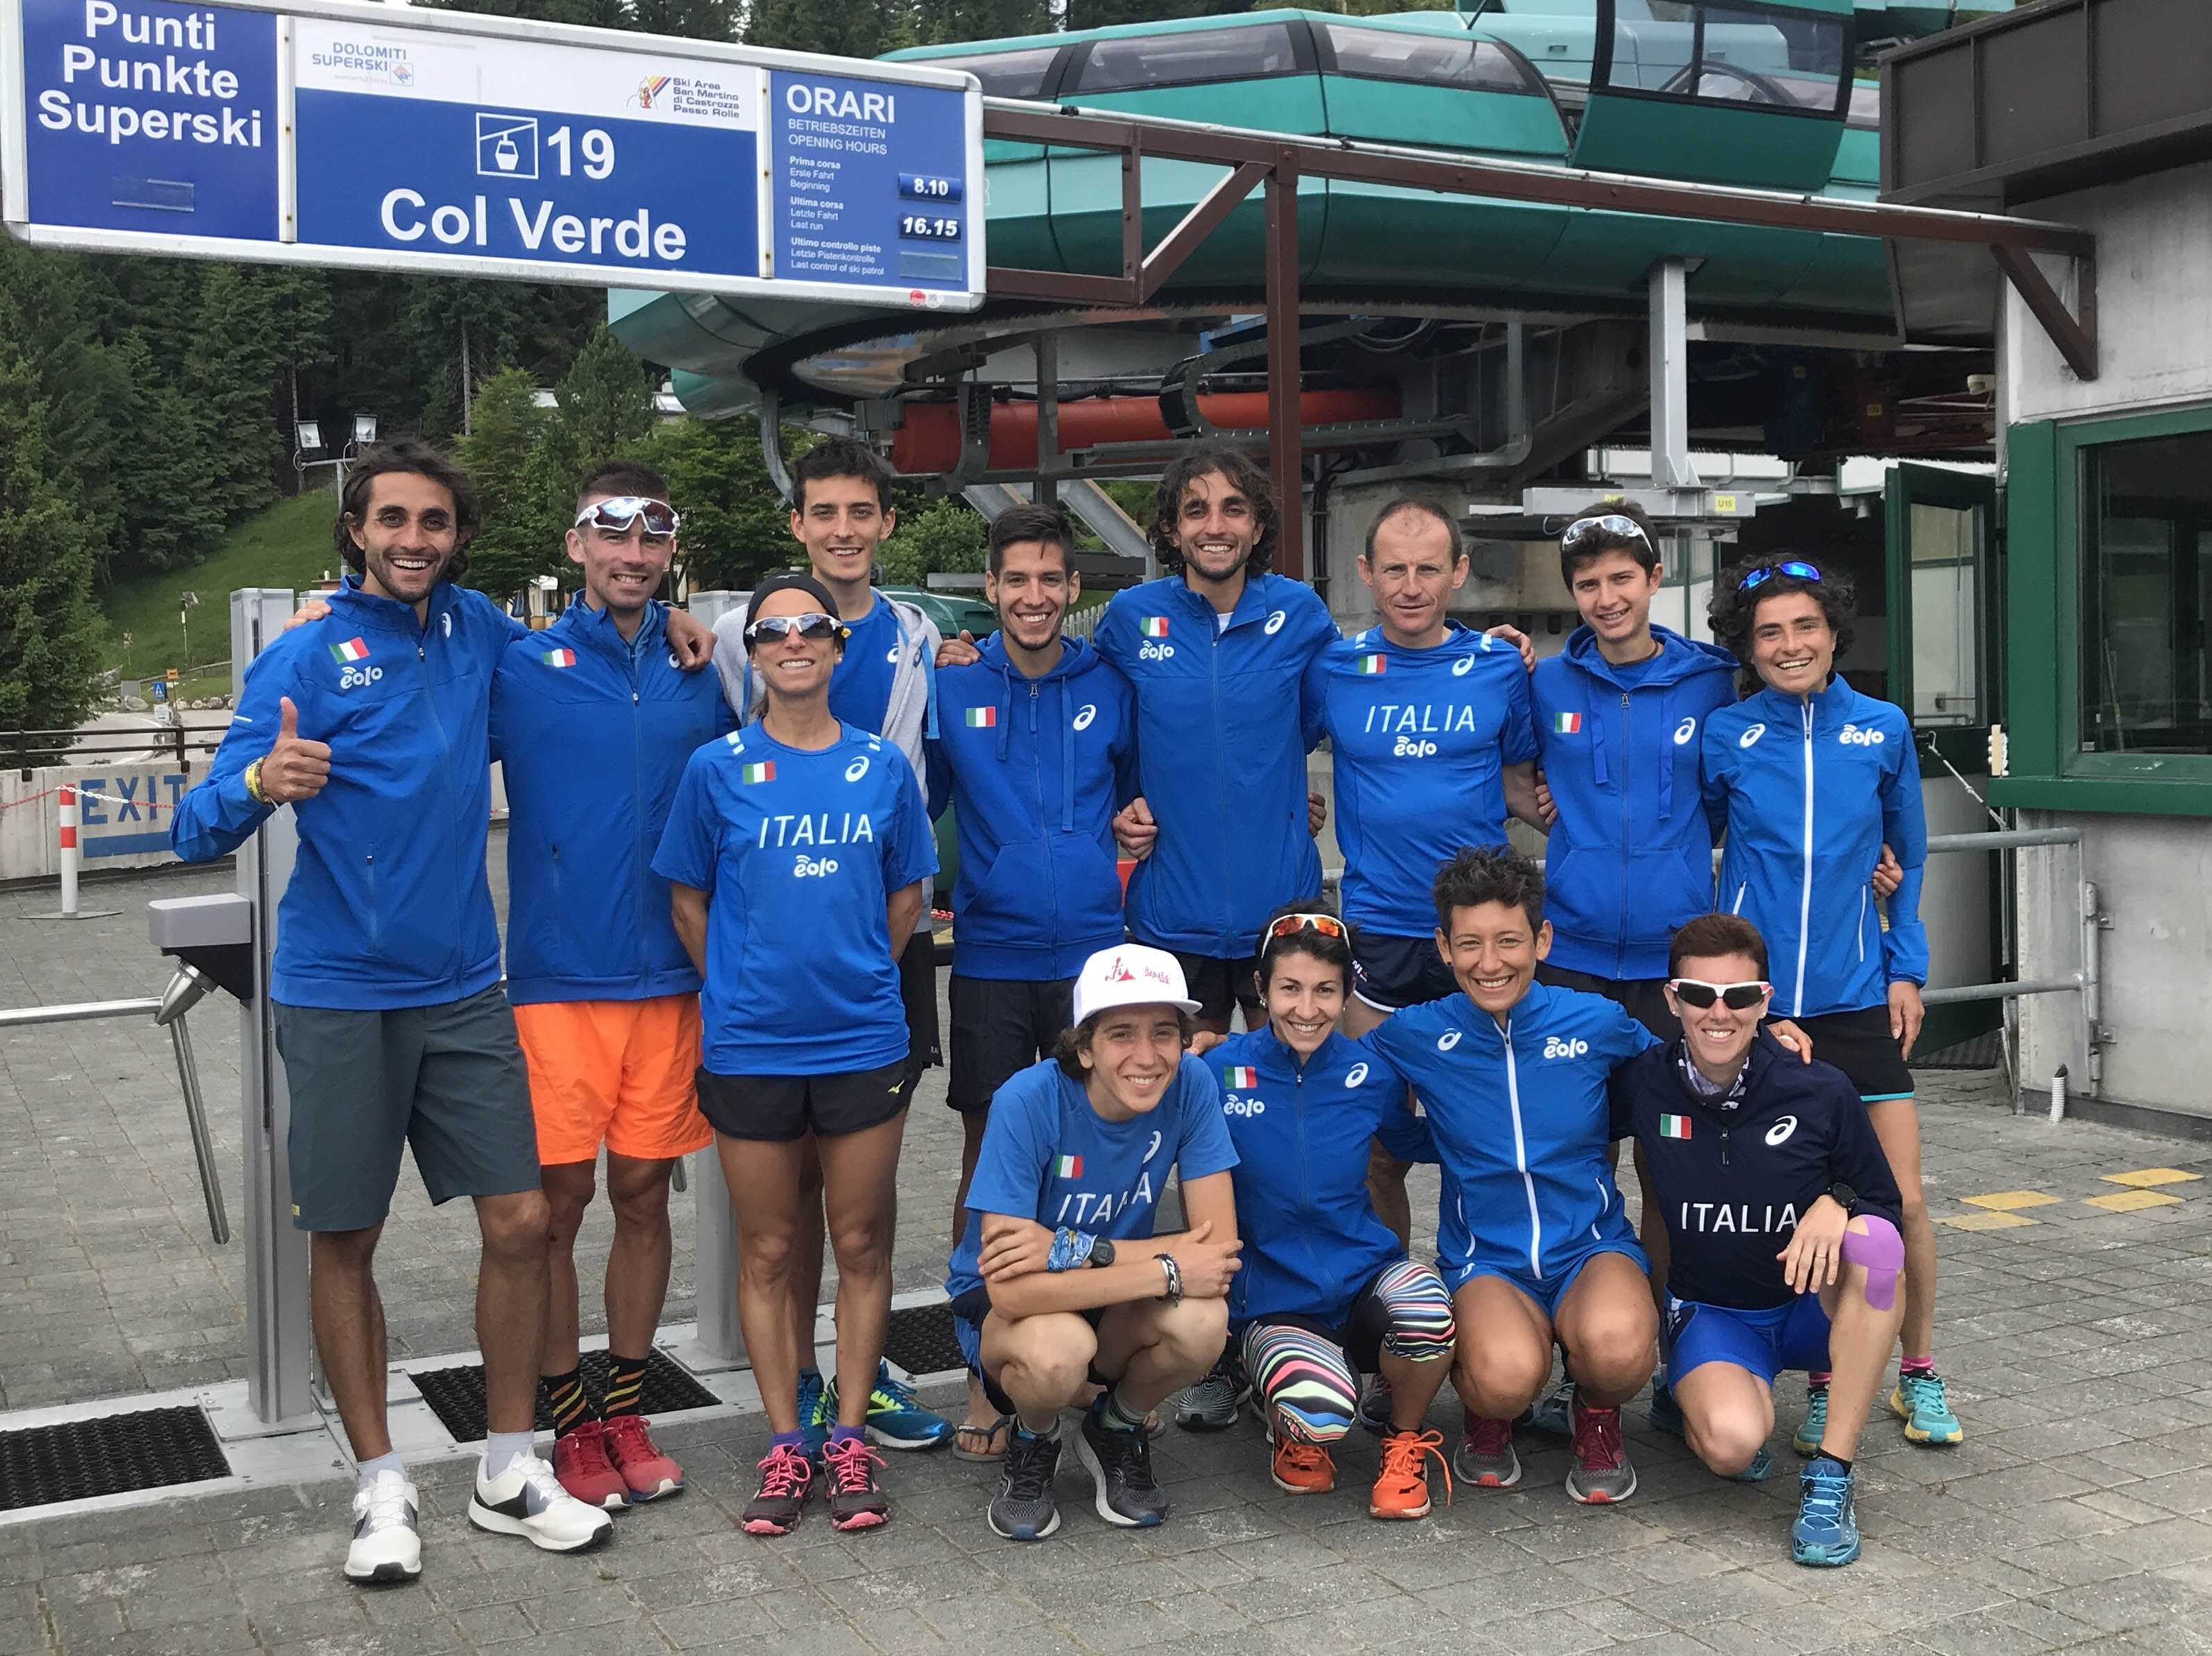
[
  {"left": 830, "top": 600, "right": 902, "bottom": 735},
  {"left": 652, "top": 724, "right": 938, "bottom": 1075},
  {"left": 945, "top": 1054, "right": 1240, "bottom": 1301},
  {"left": 1303, "top": 624, "right": 1538, "bottom": 939}
]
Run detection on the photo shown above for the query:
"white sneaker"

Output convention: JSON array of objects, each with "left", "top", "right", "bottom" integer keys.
[
  {"left": 345, "top": 1470, "right": 422, "bottom": 1584},
  {"left": 467, "top": 1451, "right": 615, "bottom": 1553}
]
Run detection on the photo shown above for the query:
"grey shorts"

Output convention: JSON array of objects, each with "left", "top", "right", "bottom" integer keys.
[{"left": 273, "top": 984, "right": 541, "bottom": 1232}]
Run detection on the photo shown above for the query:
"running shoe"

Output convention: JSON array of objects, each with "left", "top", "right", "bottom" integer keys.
[
  {"left": 1371, "top": 1428, "right": 1450, "bottom": 1521},
  {"left": 820, "top": 1435, "right": 890, "bottom": 1532},
  {"left": 1729, "top": 1449, "right": 1774, "bottom": 1483},
  {"left": 1525, "top": 1380, "right": 1575, "bottom": 1438},
  {"left": 1357, "top": 1372, "right": 1394, "bottom": 1435},
  {"left": 343, "top": 1469, "right": 422, "bottom": 1585},
  {"left": 1563, "top": 1399, "right": 1638, "bottom": 1505},
  {"left": 794, "top": 1368, "right": 832, "bottom": 1461},
  {"left": 741, "top": 1443, "right": 814, "bottom": 1537},
  {"left": 1647, "top": 1381, "right": 1683, "bottom": 1439},
  {"left": 1172, "top": 1350, "right": 1244, "bottom": 1432},
  {"left": 603, "top": 1413, "right": 684, "bottom": 1502},
  {"left": 551, "top": 1419, "right": 631, "bottom": 1511},
  {"left": 1792, "top": 1381, "right": 1829, "bottom": 1457},
  {"left": 988, "top": 1427, "right": 1063, "bottom": 1542},
  {"left": 1791, "top": 1456, "right": 1861, "bottom": 1567},
  {"left": 1890, "top": 1372, "right": 1964, "bottom": 1444},
  {"left": 1074, "top": 1401, "right": 1169, "bottom": 1527},
  {"left": 833, "top": 1361, "right": 954, "bottom": 1452},
  {"left": 1269, "top": 1432, "right": 1336, "bottom": 1496},
  {"left": 467, "top": 1453, "right": 615, "bottom": 1553},
  {"left": 1452, "top": 1411, "right": 1522, "bottom": 1489}
]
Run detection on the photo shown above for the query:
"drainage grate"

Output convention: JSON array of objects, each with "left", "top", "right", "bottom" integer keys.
[
  {"left": 410, "top": 1349, "right": 719, "bottom": 1444},
  {"left": 0, "top": 1406, "right": 230, "bottom": 1512},
  {"left": 883, "top": 1302, "right": 966, "bottom": 1376}
]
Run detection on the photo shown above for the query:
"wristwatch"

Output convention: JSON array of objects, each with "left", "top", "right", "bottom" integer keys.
[
  {"left": 1089, "top": 1237, "right": 1116, "bottom": 1267},
  {"left": 1827, "top": 1181, "right": 1860, "bottom": 1216}
]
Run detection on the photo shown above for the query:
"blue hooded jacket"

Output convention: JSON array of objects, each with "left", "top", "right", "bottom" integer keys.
[
  {"left": 927, "top": 634, "right": 1138, "bottom": 980},
  {"left": 170, "top": 578, "right": 521, "bottom": 1010},
  {"left": 1529, "top": 625, "right": 1740, "bottom": 980},
  {"left": 1210, "top": 1025, "right": 1433, "bottom": 1330},
  {"left": 490, "top": 597, "right": 735, "bottom": 1005},
  {"left": 1702, "top": 677, "right": 1929, "bottom": 1019},
  {"left": 1092, "top": 573, "right": 1337, "bottom": 957}
]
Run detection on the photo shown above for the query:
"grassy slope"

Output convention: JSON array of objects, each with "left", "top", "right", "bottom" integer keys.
[{"left": 101, "top": 493, "right": 341, "bottom": 688}]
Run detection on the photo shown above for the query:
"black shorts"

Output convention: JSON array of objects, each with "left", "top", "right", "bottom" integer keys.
[
  {"left": 1171, "top": 949, "right": 1264, "bottom": 1023},
  {"left": 695, "top": 1059, "right": 911, "bottom": 1143},
  {"left": 948, "top": 975, "right": 1076, "bottom": 1116},
  {"left": 1352, "top": 930, "right": 1458, "bottom": 1013},
  {"left": 898, "top": 930, "right": 942, "bottom": 1093},
  {"left": 1536, "top": 963, "right": 1681, "bottom": 1041},
  {"left": 950, "top": 1286, "right": 1112, "bottom": 1416},
  {"left": 1242, "top": 1267, "right": 1398, "bottom": 1374},
  {"left": 1772, "top": 1005, "right": 1915, "bottom": 1102}
]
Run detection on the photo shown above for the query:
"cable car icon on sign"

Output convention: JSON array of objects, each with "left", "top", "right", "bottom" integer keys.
[{"left": 475, "top": 114, "right": 539, "bottom": 180}]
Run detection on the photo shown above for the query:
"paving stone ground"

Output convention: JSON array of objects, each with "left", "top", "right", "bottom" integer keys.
[{"left": 6, "top": 862, "right": 2212, "bottom": 1655}]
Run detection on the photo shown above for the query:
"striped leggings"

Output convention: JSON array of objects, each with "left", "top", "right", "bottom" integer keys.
[{"left": 1239, "top": 1259, "right": 1456, "bottom": 1445}]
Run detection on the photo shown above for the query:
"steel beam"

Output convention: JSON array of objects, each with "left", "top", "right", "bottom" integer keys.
[
  {"left": 1648, "top": 259, "right": 1699, "bottom": 491},
  {"left": 1264, "top": 157, "right": 1303, "bottom": 582}
]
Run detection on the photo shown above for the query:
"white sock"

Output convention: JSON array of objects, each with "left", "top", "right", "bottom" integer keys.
[
  {"left": 356, "top": 1450, "right": 404, "bottom": 1492},
  {"left": 482, "top": 1431, "right": 536, "bottom": 1480}
]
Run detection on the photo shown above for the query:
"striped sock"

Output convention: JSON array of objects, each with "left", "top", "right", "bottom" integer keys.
[
  {"left": 601, "top": 1354, "right": 649, "bottom": 1422},
  {"left": 541, "top": 1367, "right": 592, "bottom": 1440},
  {"left": 1899, "top": 1356, "right": 1936, "bottom": 1379}
]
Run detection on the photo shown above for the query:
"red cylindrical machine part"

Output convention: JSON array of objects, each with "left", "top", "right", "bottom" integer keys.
[{"left": 888, "top": 389, "right": 1400, "bottom": 475}]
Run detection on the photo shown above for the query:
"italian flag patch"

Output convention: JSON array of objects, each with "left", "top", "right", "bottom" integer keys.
[
  {"left": 327, "top": 637, "right": 370, "bottom": 664},
  {"left": 1659, "top": 1113, "right": 1691, "bottom": 1139},
  {"left": 1055, "top": 1154, "right": 1083, "bottom": 1179},
  {"left": 740, "top": 761, "right": 775, "bottom": 784},
  {"left": 1355, "top": 654, "right": 1387, "bottom": 675},
  {"left": 1140, "top": 617, "right": 1169, "bottom": 638},
  {"left": 966, "top": 706, "right": 997, "bottom": 727},
  {"left": 1225, "top": 1066, "right": 1258, "bottom": 1088},
  {"left": 541, "top": 648, "right": 576, "bottom": 668},
  {"left": 1553, "top": 711, "right": 1583, "bottom": 733}
]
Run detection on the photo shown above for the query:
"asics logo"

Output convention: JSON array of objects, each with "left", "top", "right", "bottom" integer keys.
[
  {"left": 1739, "top": 723, "right": 1766, "bottom": 748},
  {"left": 1140, "top": 642, "right": 1175, "bottom": 661},
  {"left": 1839, "top": 724, "right": 1886, "bottom": 746},
  {"left": 1223, "top": 1096, "right": 1265, "bottom": 1118},
  {"left": 844, "top": 757, "right": 871, "bottom": 782},
  {"left": 885, "top": 646, "right": 900, "bottom": 662},
  {"left": 1542, "top": 1036, "right": 1591, "bottom": 1060},
  {"left": 442, "top": 613, "right": 452, "bottom": 638},
  {"left": 667, "top": 650, "right": 681, "bottom": 670},
  {"left": 1674, "top": 717, "right": 1697, "bottom": 746},
  {"left": 1392, "top": 737, "right": 1438, "bottom": 758},
  {"left": 793, "top": 855, "right": 840, "bottom": 878},
  {"left": 1073, "top": 703, "right": 1097, "bottom": 731},
  {"left": 1437, "top": 1030, "right": 1462, "bottom": 1051},
  {"left": 1345, "top": 1062, "right": 1370, "bottom": 1088},
  {"left": 1452, "top": 656, "right": 1475, "bottom": 676},
  {"left": 1765, "top": 1115, "right": 1799, "bottom": 1146},
  {"left": 338, "top": 665, "right": 384, "bottom": 691},
  {"left": 1143, "top": 1129, "right": 1163, "bottom": 1163},
  {"left": 1264, "top": 610, "right": 1287, "bottom": 635}
]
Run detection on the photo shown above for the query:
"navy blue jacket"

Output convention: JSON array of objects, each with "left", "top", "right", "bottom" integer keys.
[
  {"left": 490, "top": 597, "right": 735, "bottom": 1005},
  {"left": 1609, "top": 1032, "right": 1904, "bottom": 1311},
  {"left": 171, "top": 579, "right": 520, "bottom": 1010},
  {"left": 1529, "top": 625, "right": 1740, "bottom": 980},
  {"left": 927, "top": 635, "right": 1138, "bottom": 980}
]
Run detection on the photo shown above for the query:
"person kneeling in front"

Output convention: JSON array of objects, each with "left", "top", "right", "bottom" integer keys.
[
  {"left": 1611, "top": 913, "right": 1906, "bottom": 1567},
  {"left": 945, "top": 945, "right": 1242, "bottom": 1541}
]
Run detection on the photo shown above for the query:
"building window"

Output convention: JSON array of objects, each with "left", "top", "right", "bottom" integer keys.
[
  {"left": 1072, "top": 24, "right": 1299, "bottom": 95},
  {"left": 1321, "top": 25, "right": 1536, "bottom": 96},
  {"left": 1604, "top": 1, "right": 1846, "bottom": 115},
  {"left": 922, "top": 47, "right": 1061, "bottom": 101},
  {"left": 2080, "top": 429, "right": 2212, "bottom": 756}
]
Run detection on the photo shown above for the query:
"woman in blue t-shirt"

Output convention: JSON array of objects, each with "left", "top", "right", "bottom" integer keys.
[{"left": 654, "top": 570, "right": 938, "bottom": 1539}]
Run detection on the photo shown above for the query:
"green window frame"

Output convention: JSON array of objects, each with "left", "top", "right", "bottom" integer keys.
[{"left": 1996, "top": 405, "right": 2212, "bottom": 817}]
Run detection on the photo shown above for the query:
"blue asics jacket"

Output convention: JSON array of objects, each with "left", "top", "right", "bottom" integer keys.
[
  {"left": 171, "top": 578, "right": 520, "bottom": 1010},
  {"left": 1362, "top": 982, "right": 1656, "bottom": 1289},
  {"left": 1609, "top": 1032, "right": 1903, "bottom": 1310},
  {"left": 1211, "top": 1025, "right": 1434, "bottom": 1329},
  {"left": 1701, "top": 678, "right": 1929, "bottom": 1019},
  {"left": 491, "top": 597, "right": 734, "bottom": 1005},
  {"left": 927, "top": 634, "right": 1138, "bottom": 981},
  {"left": 1092, "top": 573, "right": 1337, "bottom": 958},
  {"left": 1529, "top": 624, "right": 1740, "bottom": 980}
]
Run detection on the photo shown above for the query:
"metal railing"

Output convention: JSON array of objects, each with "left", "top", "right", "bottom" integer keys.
[{"left": 6, "top": 723, "right": 220, "bottom": 769}]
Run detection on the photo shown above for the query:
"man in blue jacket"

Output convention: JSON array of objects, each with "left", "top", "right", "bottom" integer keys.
[
  {"left": 928, "top": 504, "right": 1138, "bottom": 1457},
  {"left": 169, "top": 443, "right": 721, "bottom": 1582},
  {"left": 491, "top": 461, "right": 735, "bottom": 1512}
]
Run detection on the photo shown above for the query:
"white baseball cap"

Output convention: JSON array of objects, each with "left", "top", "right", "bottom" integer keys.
[{"left": 1072, "top": 944, "right": 1201, "bottom": 1025}]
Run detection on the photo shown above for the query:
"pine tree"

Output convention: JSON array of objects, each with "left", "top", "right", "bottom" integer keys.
[
  {"left": 647, "top": 415, "right": 807, "bottom": 592},
  {"left": 180, "top": 264, "right": 286, "bottom": 526},
  {"left": 454, "top": 368, "right": 554, "bottom": 601},
  {"left": 745, "top": 0, "right": 904, "bottom": 58},
  {"left": 632, "top": 0, "right": 739, "bottom": 40}
]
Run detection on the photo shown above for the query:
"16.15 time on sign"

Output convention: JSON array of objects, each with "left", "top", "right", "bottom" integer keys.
[{"left": 898, "top": 214, "right": 961, "bottom": 241}]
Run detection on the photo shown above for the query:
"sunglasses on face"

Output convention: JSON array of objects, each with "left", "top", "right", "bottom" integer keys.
[
  {"left": 1668, "top": 978, "right": 1772, "bottom": 1011},
  {"left": 1561, "top": 513, "right": 1651, "bottom": 551},
  {"left": 1262, "top": 912, "right": 1347, "bottom": 950},
  {"left": 744, "top": 612, "right": 844, "bottom": 647},
  {"left": 1736, "top": 560, "right": 1822, "bottom": 592},
  {"left": 575, "top": 497, "right": 680, "bottom": 538}
]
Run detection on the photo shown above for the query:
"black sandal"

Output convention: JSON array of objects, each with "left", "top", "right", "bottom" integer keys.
[{"left": 952, "top": 1413, "right": 1012, "bottom": 1462}]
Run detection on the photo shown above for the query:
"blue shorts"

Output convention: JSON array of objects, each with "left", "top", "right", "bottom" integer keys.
[
  {"left": 1665, "top": 1294, "right": 1833, "bottom": 1385},
  {"left": 1444, "top": 1238, "right": 1647, "bottom": 1321}
]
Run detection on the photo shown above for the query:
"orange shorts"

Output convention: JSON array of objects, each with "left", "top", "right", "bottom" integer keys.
[{"left": 512, "top": 995, "right": 712, "bottom": 1166}]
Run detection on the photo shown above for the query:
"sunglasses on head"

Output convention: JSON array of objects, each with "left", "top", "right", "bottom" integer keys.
[
  {"left": 1736, "top": 560, "right": 1821, "bottom": 593},
  {"left": 743, "top": 612, "right": 844, "bottom": 646},
  {"left": 1561, "top": 513, "right": 1651, "bottom": 551},
  {"left": 575, "top": 497, "right": 680, "bottom": 538},
  {"left": 1668, "top": 978, "right": 1771, "bottom": 1011},
  {"left": 1262, "top": 912, "right": 1347, "bottom": 950}
]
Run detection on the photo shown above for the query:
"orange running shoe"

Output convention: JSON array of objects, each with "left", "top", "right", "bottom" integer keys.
[
  {"left": 1371, "top": 1428, "right": 1450, "bottom": 1520},
  {"left": 1270, "top": 1433, "right": 1337, "bottom": 1495}
]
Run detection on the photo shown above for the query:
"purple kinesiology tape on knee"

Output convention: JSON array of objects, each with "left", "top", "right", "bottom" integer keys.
[{"left": 1839, "top": 1215, "right": 1903, "bottom": 1311}]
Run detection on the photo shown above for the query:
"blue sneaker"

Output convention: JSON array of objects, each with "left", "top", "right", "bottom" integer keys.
[
  {"left": 794, "top": 1367, "right": 832, "bottom": 1460},
  {"left": 1792, "top": 1381, "right": 1829, "bottom": 1457},
  {"left": 1647, "top": 1381, "right": 1683, "bottom": 1438},
  {"left": 1729, "top": 1449, "right": 1774, "bottom": 1483},
  {"left": 1890, "top": 1371, "right": 1964, "bottom": 1445},
  {"left": 1523, "top": 1381, "right": 1574, "bottom": 1439},
  {"left": 1792, "top": 1457, "right": 1860, "bottom": 1567},
  {"left": 841, "top": 1361, "right": 954, "bottom": 1451}
]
